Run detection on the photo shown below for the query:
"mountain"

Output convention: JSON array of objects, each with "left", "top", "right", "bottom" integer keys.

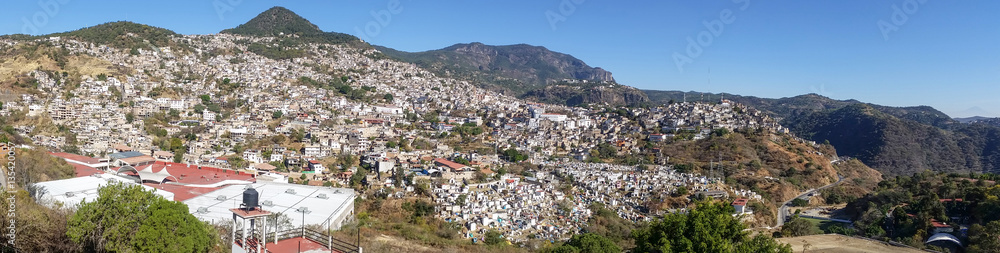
[
  {"left": 221, "top": 6, "right": 361, "bottom": 45},
  {"left": 519, "top": 81, "right": 648, "bottom": 107},
  {"left": 644, "top": 91, "right": 956, "bottom": 128},
  {"left": 27, "top": 21, "right": 179, "bottom": 50},
  {"left": 644, "top": 90, "right": 1000, "bottom": 176},
  {"left": 376, "top": 42, "right": 614, "bottom": 94}
]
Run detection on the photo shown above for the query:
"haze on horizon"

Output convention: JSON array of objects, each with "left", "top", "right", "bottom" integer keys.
[{"left": 3, "top": 0, "right": 997, "bottom": 117}]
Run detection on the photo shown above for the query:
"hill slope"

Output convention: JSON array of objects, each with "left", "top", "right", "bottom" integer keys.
[
  {"left": 645, "top": 90, "right": 1000, "bottom": 175},
  {"left": 377, "top": 42, "right": 614, "bottom": 94},
  {"left": 40, "top": 21, "right": 178, "bottom": 50},
  {"left": 221, "top": 6, "right": 361, "bottom": 46},
  {"left": 519, "top": 81, "right": 648, "bottom": 107}
]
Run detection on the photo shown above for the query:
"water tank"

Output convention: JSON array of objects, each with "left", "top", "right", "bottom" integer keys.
[{"left": 242, "top": 187, "right": 259, "bottom": 211}]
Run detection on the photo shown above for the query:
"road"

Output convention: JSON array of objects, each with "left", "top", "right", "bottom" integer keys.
[{"left": 776, "top": 174, "right": 845, "bottom": 227}]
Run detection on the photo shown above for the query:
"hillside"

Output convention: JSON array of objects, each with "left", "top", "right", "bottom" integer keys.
[
  {"left": 376, "top": 42, "right": 614, "bottom": 94},
  {"left": 655, "top": 130, "right": 882, "bottom": 226},
  {"left": 13, "top": 21, "right": 181, "bottom": 51},
  {"left": 644, "top": 91, "right": 956, "bottom": 128},
  {"left": 221, "top": 6, "right": 362, "bottom": 46},
  {"left": 644, "top": 90, "right": 1000, "bottom": 175},
  {"left": 783, "top": 103, "right": 1000, "bottom": 175},
  {"left": 519, "top": 81, "right": 648, "bottom": 107}
]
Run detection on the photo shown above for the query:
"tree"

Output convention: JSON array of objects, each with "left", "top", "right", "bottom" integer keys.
[
  {"left": 791, "top": 198, "right": 809, "bottom": 207},
  {"left": 484, "top": 229, "right": 505, "bottom": 245},
  {"left": 552, "top": 233, "right": 621, "bottom": 253},
  {"left": 272, "top": 111, "right": 283, "bottom": 119},
  {"left": 383, "top": 93, "right": 393, "bottom": 102},
  {"left": 631, "top": 200, "right": 792, "bottom": 253},
  {"left": 173, "top": 149, "right": 185, "bottom": 163},
  {"left": 67, "top": 183, "right": 213, "bottom": 252},
  {"left": 193, "top": 104, "right": 206, "bottom": 114},
  {"left": 125, "top": 112, "right": 135, "bottom": 123},
  {"left": 781, "top": 216, "right": 814, "bottom": 237},
  {"left": 132, "top": 198, "right": 213, "bottom": 252},
  {"left": 969, "top": 221, "right": 1000, "bottom": 252}
]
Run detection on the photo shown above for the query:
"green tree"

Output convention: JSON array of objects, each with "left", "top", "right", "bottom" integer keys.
[
  {"left": 173, "top": 148, "right": 185, "bottom": 163},
  {"left": 67, "top": 183, "right": 212, "bottom": 252},
  {"left": 272, "top": 111, "right": 283, "bottom": 119},
  {"left": 484, "top": 229, "right": 505, "bottom": 245},
  {"left": 631, "top": 200, "right": 792, "bottom": 253},
  {"left": 132, "top": 198, "right": 213, "bottom": 252},
  {"left": 552, "top": 233, "right": 621, "bottom": 253},
  {"left": 791, "top": 198, "right": 809, "bottom": 207},
  {"left": 781, "top": 216, "right": 814, "bottom": 237},
  {"left": 193, "top": 104, "right": 206, "bottom": 114}
]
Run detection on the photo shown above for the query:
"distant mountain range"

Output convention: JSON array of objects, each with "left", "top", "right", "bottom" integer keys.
[
  {"left": 375, "top": 42, "right": 615, "bottom": 95},
  {"left": 644, "top": 90, "right": 1000, "bottom": 176}
]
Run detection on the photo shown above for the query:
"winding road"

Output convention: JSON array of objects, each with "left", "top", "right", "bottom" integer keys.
[{"left": 776, "top": 174, "right": 845, "bottom": 227}]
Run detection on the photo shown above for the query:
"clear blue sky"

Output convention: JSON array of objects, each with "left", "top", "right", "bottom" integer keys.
[{"left": 3, "top": 1, "right": 999, "bottom": 117}]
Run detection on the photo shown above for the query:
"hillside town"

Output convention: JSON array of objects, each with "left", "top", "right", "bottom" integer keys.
[{"left": 3, "top": 34, "right": 780, "bottom": 241}]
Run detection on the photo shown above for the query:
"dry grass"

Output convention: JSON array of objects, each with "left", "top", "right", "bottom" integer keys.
[{"left": 777, "top": 234, "right": 925, "bottom": 253}]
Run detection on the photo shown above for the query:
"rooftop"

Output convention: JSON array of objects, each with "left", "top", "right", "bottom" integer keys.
[{"left": 183, "top": 182, "right": 356, "bottom": 228}]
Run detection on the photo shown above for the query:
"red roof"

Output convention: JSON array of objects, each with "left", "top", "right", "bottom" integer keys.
[
  {"left": 931, "top": 220, "right": 951, "bottom": 228},
  {"left": 49, "top": 152, "right": 102, "bottom": 165},
  {"left": 434, "top": 158, "right": 468, "bottom": 171},
  {"left": 309, "top": 160, "right": 321, "bottom": 164},
  {"left": 732, "top": 198, "right": 748, "bottom": 206},
  {"left": 939, "top": 198, "right": 963, "bottom": 202}
]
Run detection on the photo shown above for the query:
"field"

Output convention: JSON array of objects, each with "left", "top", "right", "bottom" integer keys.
[{"left": 777, "top": 234, "right": 925, "bottom": 253}]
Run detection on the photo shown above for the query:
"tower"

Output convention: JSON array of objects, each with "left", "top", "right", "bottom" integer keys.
[{"left": 231, "top": 187, "right": 269, "bottom": 253}]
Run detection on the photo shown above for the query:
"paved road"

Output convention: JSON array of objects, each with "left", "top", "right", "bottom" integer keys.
[{"left": 776, "top": 174, "right": 845, "bottom": 227}]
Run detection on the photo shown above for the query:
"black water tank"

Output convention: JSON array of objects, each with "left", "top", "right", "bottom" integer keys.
[{"left": 242, "top": 187, "right": 259, "bottom": 210}]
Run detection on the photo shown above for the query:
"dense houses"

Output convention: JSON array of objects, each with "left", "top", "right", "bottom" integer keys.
[{"left": 1, "top": 35, "right": 780, "bottom": 241}]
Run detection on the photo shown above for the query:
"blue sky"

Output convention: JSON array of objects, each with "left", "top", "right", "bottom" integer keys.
[{"left": 3, "top": 1, "right": 998, "bottom": 117}]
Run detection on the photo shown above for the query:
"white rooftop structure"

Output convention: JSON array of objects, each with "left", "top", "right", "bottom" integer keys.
[
  {"left": 31, "top": 173, "right": 175, "bottom": 209},
  {"left": 184, "top": 182, "right": 356, "bottom": 230}
]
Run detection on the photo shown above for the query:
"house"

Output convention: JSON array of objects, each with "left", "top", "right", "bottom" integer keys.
[
  {"left": 649, "top": 134, "right": 666, "bottom": 142},
  {"left": 303, "top": 145, "right": 323, "bottom": 157},
  {"left": 242, "top": 149, "right": 264, "bottom": 164},
  {"left": 114, "top": 144, "right": 134, "bottom": 153},
  {"left": 732, "top": 198, "right": 749, "bottom": 215},
  {"left": 152, "top": 151, "right": 174, "bottom": 161},
  {"left": 109, "top": 151, "right": 154, "bottom": 167},
  {"left": 202, "top": 111, "right": 216, "bottom": 121},
  {"left": 538, "top": 113, "right": 567, "bottom": 122},
  {"left": 930, "top": 219, "right": 953, "bottom": 234},
  {"left": 307, "top": 160, "right": 325, "bottom": 173},
  {"left": 252, "top": 163, "right": 277, "bottom": 174},
  {"left": 434, "top": 158, "right": 469, "bottom": 172},
  {"left": 374, "top": 105, "right": 403, "bottom": 115}
]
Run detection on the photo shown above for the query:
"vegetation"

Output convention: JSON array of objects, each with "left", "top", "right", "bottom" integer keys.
[
  {"left": 842, "top": 171, "right": 1000, "bottom": 249},
  {"left": 48, "top": 21, "right": 179, "bottom": 50},
  {"left": 631, "top": 200, "right": 791, "bottom": 253},
  {"left": 220, "top": 6, "right": 363, "bottom": 46},
  {"left": 67, "top": 183, "right": 215, "bottom": 252},
  {"left": 546, "top": 233, "right": 620, "bottom": 253},
  {"left": 375, "top": 43, "right": 613, "bottom": 94}
]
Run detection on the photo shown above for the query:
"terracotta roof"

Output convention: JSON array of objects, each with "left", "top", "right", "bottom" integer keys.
[
  {"left": 434, "top": 158, "right": 468, "bottom": 171},
  {"left": 49, "top": 152, "right": 101, "bottom": 165},
  {"left": 732, "top": 198, "right": 749, "bottom": 206}
]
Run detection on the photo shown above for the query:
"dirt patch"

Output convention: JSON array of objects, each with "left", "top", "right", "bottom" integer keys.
[{"left": 777, "top": 234, "right": 925, "bottom": 253}]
